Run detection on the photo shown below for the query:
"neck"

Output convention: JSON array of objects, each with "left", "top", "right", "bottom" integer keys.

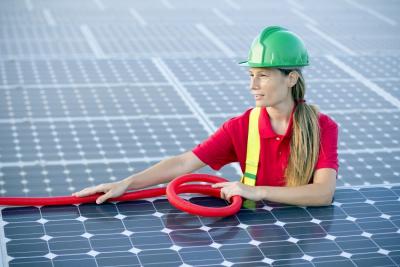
[{"left": 266, "top": 99, "right": 295, "bottom": 123}]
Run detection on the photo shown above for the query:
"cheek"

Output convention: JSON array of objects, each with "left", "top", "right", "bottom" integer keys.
[{"left": 260, "top": 80, "right": 281, "bottom": 95}]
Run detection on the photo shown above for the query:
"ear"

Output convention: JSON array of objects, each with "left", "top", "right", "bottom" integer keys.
[{"left": 288, "top": 71, "right": 300, "bottom": 88}]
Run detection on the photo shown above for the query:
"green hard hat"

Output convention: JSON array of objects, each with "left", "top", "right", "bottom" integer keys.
[{"left": 239, "top": 26, "right": 309, "bottom": 68}]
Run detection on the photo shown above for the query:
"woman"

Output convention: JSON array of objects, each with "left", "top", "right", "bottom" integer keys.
[{"left": 73, "top": 26, "right": 338, "bottom": 207}]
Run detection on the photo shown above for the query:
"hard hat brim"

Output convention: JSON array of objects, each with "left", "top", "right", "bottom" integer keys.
[{"left": 238, "top": 60, "right": 308, "bottom": 68}]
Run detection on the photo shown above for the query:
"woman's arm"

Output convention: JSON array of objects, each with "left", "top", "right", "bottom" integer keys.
[
  {"left": 256, "top": 168, "right": 337, "bottom": 206},
  {"left": 213, "top": 168, "right": 337, "bottom": 206},
  {"left": 73, "top": 151, "right": 206, "bottom": 204},
  {"left": 121, "top": 151, "right": 207, "bottom": 190}
]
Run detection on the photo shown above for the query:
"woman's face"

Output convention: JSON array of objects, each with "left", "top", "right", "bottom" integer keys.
[{"left": 249, "top": 67, "right": 296, "bottom": 107}]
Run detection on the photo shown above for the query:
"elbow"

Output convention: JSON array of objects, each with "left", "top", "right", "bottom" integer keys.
[
  {"left": 308, "top": 182, "right": 336, "bottom": 206},
  {"left": 316, "top": 191, "right": 334, "bottom": 206},
  {"left": 310, "top": 198, "right": 332, "bottom": 207},
  {"left": 318, "top": 197, "right": 333, "bottom": 206},
  {"left": 307, "top": 188, "right": 334, "bottom": 206}
]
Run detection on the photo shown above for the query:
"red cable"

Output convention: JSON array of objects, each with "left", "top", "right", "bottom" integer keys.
[
  {"left": 167, "top": 174, "right": 242, "bottom": 217},
  {"left": 0, "top": 174, "right": 242, "bottom": 217}
]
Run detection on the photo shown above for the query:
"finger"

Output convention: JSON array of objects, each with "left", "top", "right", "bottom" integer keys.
[
  {"left": 96, "top": 191, "right": 113, "bottom": 204},
  {"left": 225, "top": 193, "right": 232, "bottom": 203},
  {"left": 74, "top": 184, "right": 106, "bottom": 197},
  {"left": 220, "top": 189, "right": 225, "bottom": 200},
  {"left": 212, "top": 182, "right": 229, "bottom": 188},
  {"left": 71, "top": 188, "right": 90, "bottom": 197},
  {"left": 72, "top": 190, "right": 88, "bottom": 196},
  {"left": 221, "top": 188, "right": 230, "bottom": 201},
  {"left": 73, "top": 188, "right": 96, "bottom": 198}
]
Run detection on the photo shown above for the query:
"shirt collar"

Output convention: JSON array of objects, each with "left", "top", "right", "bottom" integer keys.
[{"left": 259, "top": 105, "right": 295, "bottom": 139}]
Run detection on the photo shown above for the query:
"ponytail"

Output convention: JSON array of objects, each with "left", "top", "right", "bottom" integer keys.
[{"left": 279, "top": 69, "right": 320, "bottom": 186}]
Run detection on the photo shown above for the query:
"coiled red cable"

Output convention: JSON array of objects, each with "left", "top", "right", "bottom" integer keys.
[{"left": 0, "top": 174, "right": 242, "bottom": 217}]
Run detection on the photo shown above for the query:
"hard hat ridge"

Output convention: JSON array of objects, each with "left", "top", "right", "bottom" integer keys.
[{"left": 239, "top": 26, "right": 309, "bottom": 68}]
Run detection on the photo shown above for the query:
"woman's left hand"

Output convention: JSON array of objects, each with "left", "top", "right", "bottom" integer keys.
[{"left": 212, "top": 181, "right": 261, "bottom": 202}]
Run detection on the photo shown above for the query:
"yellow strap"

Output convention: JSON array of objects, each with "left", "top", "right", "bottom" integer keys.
[
  {"left": 241, "top": 107, "right": 261, "bottom": 209},
  {"left": 241, "top": 107, "right": 261, "bottom": 186}
]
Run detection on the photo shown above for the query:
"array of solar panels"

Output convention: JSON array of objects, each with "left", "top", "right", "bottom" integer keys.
[{"left": 1, "top": 0, "right": 400, "bottom": 266}]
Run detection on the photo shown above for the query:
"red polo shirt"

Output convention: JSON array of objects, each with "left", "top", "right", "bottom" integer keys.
[{"left": 192, "top": 106, "right": 339, "bottom": 186}]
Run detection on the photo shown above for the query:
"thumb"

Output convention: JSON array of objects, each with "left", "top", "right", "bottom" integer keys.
[
  {"left": 212, "top": 182, "right": 225, "bottom": 188},
  {"left": 96, "top": 191, "right": 113, "bottom": 204}
]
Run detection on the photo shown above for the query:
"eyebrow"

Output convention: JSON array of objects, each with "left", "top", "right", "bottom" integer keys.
[{"left": 249, "top": 70, "right": 271, "bottom": 74}]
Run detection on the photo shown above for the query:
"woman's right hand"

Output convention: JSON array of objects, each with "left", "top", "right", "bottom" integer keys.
[{"left": 72, "top": 180, "right": 130, "bottom": 204}]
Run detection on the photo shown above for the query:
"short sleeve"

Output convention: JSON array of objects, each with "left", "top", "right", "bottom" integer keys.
[
  {"left": 315, "top": 117, "right": 339, "bottom": 174},
  {"left": 192, "top": 120, "right": 237, "bottom": 170}
]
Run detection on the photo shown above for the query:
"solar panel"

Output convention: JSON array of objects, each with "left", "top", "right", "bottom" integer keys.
[{"left": 1, "top": 0, "right": 400, "bottom": 266}]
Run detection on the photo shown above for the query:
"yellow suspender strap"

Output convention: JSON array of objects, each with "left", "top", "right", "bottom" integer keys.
[{"left": 240, "top": 107, "right": 261, "bottom": 187}]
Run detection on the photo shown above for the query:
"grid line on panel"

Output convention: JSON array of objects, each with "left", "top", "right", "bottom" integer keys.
[
  {"left": 0, "top": 156, "right": 166, "bottom": 168},
  {"left": 224, "top": 0, "right": 241, "bottom": 10},
  {"left": 0, "top": 184, "right": 397, "bottom": 225},
  {"left": 0, "top": 203, "right": 397, "bottom": 236},
  {"left": 24, "top": 0, "right": 33, "bottom": 11},
  {"left": 339, "top": 148, "right": 400, "bottom": 154},
  {"left": 1, "top": 78, "right": 397, "bottom": 90},
  {"left": 147, "top": 201, "right": 185, "bottom": 265},
  {"left": 0, "top": 59, "right": 168, "bottom": 85},
  {"left": 161, "top": 0, "right": 174, "bottom": 10},
  {"left": 1, "top": 86, "right": 190, "bottom": 119},
  {"left": 345, "top": 0, "right": 397, "bottom": 26},
  {"left": 42, "top": 9, "right": 56, "bottom": 27},
  {"left": 306, "top": 24, "right": 357, "bottom": 56},
  {"left": 152, "top": 57, "right": 243, "bottom": 176},
  {"left": 0, "top": 82, "right": 172, "bottom": 89},
  {"left": 207, "top": 109, "right": 400, "bottom": 119},
  {"left": 0, "top": 114, "right": 196, "bottom": 124},
  {"left": 37, "top": 208, "right": 57, "bottom": 267},
  {"left": 196, "top": 214, "right": 233, "bottom": 264},
  {"left": 152, "top": 58, "right": 216, "bottom": 134},
  {"left": 1, "top": 76, "right": 399, "bottom": 90},
  {"left": 287, "top": 0, "right": 304, "bottom": 10},
  {"left": 290, "top": 7, "right": 319, "bottom": 26},
  {"left": 338, "top": 183, "right": 400, "bottom": 189},
  {"left": 0, "top": 211, "right": 353, "bottom": 262},
  {"left": 80, "top": 24, "right": 106, "bottom": 60},
  {"left": 0, "top": 208, "right": 9, "bottom": 267},
  {"left": 211, "top": 8, "right": 235, "bottom": 26},
  {"left": 75, "top": 205, "right": 100, "bottom": 267},
  {"left": 195, "top": 24, "right": 236, "bottom": 58},
  {"left": 244, "top": 208, "right": 322, "bottom": 262},
  {"left": 129, "top": 8, "right": 147, "bottom": 27},
  {"left": 1, "top": 187, "right": 399, "bottom": 265},
  {"left": 113, "top": 204, "right": 144, "bottom": 266},
  {"left": 326, "top": 55, "right": 400, "bottom": 109},
  {"left": 93, "top": 0, "right": 106, "bottom": 11},
  {"left": 324, "top": 109, "right": 400, "bottom": 115}
]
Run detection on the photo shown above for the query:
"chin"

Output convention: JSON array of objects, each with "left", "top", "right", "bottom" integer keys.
[{"left": 255, "top": 102, "right": 268, "bottom": 107}]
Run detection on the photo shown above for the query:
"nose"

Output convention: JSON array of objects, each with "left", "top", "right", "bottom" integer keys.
[{"left": 250, "top": 76, "right": 260, "bottom": 90}]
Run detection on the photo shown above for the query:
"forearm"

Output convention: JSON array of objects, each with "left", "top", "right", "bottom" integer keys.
[
  {"left": 121, "top": 155, "right": 186, "bottom": 190},
  {"left": 256, "top": 183, "right": 334, "bottom": 206}
]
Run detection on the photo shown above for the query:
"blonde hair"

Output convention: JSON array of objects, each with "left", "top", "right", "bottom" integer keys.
[{"left": 279, "top": 69, "right": 320, "bottom": 186}]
